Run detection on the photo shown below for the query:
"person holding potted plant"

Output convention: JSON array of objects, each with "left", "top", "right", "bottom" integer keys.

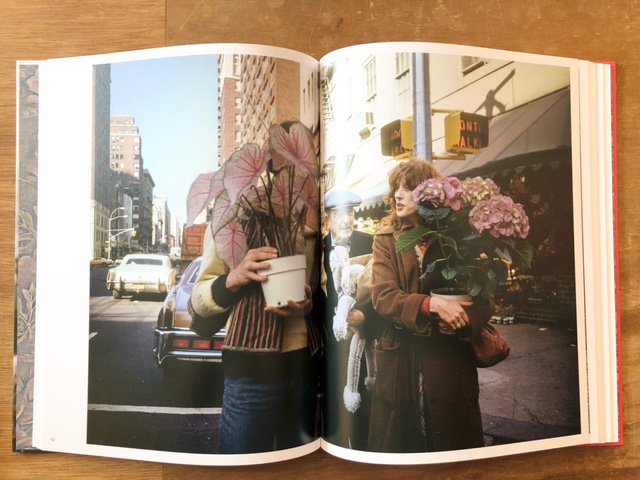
[
  {"left": 367, "top": 158, "right": 486, "bottom": 453},
  {"left": 189, "top": 121, "right": 323, "bottom": 454}
]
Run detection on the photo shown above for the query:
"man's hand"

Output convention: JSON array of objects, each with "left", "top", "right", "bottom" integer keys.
[
  {"left": 225, "top": 247, "right": 278, "bottom": 292},
  {"left": 265, "top": 285, "right": 313, "bottom": 318}
]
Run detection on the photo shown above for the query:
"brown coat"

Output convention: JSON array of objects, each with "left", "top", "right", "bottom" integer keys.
[{"left": 368, "top": 224, "right": 485, "bottom": 453}]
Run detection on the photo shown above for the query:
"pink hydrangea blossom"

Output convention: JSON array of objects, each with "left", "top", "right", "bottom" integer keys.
[
  {"left": 469, "top": 195, "right": 530, "bottom": 239},
  {"left": 413, "top": 177, "right": 465, "bottom": 211}
]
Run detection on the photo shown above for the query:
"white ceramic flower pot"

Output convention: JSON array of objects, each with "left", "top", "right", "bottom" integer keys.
[{"left": 261, "top": 254, "right": 307, "bottom": 307}]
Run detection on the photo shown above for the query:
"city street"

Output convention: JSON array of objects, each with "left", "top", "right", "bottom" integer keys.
[
  {"left": 87, "top": 266, "right": 223, "bottom": 453},
  {"left": 86, "top": 266, "right": 581, "bottom": 453}
]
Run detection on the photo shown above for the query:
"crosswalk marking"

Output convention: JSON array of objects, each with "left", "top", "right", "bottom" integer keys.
[{"left": 88, "top": 404, "right": 222, "bottom": 415}]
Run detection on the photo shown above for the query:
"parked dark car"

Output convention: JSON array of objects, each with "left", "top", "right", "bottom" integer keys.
[{"left": 153, "top": 256, "right": 226, "bottom": 368}]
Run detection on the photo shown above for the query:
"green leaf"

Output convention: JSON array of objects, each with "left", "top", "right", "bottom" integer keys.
[
  {"left": 424, "top": 257, "right": 441, "bottom": 273},
  {"left": 396, "top": 225, "right": 430, "bottom": 252},
  {"left": 417, "top": 205, "right": 450, "bottom": 224},
  {"left": 468, "top": 281, "right": 482, "bottom": 297},
  {"left": 442, "top": 266, "right": 458, "bottom": 280}
]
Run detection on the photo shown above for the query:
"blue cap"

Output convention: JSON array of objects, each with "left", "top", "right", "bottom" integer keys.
[{"left": 325, "top": 189, "right": 362, "bottom": 210}]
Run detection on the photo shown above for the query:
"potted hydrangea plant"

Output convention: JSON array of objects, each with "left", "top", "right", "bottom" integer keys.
[{"left": 396, "top": 175, "right": 533, "bottom": 302}]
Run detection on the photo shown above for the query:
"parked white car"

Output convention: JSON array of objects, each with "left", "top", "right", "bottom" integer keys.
[{"left": 107, "top": 253, "right": 177, "bottom": 299}]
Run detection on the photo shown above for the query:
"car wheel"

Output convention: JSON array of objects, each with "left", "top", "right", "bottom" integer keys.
[{"left": 112, "top": 289, "right": 122, "bottom": 299}]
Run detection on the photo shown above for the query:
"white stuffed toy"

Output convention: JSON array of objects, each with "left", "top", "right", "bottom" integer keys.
[{"left": 329, "top": 245, "right": 376, "bottom": 413}]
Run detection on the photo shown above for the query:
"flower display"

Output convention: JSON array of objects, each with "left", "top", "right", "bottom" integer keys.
[{"left": 397, "top": 175, "right": 533, "bottom": 300}]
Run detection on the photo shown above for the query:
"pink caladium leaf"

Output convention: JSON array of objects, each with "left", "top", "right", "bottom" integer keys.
[
  {"left": 243, "top": 184, "right": 270, "bottom": 215},
  {"left": 269, "top": 169, "right": 292, "bottom": 218},
  {"left": 186, "top": 171, "right": 216, "bottom": 226},
  {"left": 209, "top": 192, "right": 239, "bottom": 237},
  {"left": 268, "top": 122, "right": 318, "bottom": 177},
  {"left": 215, "top": 219, "right": 247, "bottom": 269},
  {"left": 223, "top": 143, "right": 269, "bottom": 204}
]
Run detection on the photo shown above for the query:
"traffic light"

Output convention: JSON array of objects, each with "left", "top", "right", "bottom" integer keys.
[
  {"left": 380, "top": 118, "right": 413, "bottom": 159},
  {"left": 131, "top": 229, "right": 136, "bottom": 238}
]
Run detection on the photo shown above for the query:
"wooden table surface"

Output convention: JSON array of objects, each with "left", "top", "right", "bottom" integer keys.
[{"left": 1, "top": 1, "right": 639, "bottom": 478}]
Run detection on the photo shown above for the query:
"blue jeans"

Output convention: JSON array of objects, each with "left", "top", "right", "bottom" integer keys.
[{"left": 218, "top": 355, "right": 318, "bottom": 454}]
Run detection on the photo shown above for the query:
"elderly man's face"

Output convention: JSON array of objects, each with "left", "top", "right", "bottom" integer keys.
[{"left": 328, "top": 207, "right": 355, "bottom": 245}]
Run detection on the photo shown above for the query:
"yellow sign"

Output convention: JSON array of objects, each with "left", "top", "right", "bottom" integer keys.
[
  {"left": 381, "top": 118, "right": 413, "bottom": 159},
  {"left": 445, "top": 112, "right": 489, "bottom": 154}
]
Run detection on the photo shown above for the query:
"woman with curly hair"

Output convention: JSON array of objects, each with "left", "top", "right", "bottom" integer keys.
[{"left": 367, "top": 158, "right": 487, "bottom": 453}]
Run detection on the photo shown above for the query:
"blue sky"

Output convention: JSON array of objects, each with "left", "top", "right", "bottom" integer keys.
[{"left": 110, "top": 55, "right": 219, "bottom": 224}]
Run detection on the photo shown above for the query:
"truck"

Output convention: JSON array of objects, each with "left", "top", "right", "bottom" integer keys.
[{"left": 179, "top": 223, "right": 207, "bottom": 273}]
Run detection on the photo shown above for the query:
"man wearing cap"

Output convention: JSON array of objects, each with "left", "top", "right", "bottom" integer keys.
[{"left": 322, "top": 189, "right": 376, "bottom": 450}]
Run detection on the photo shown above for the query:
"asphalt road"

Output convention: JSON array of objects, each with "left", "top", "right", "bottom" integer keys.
[{"left": 87, "top": 265, "right": 224, "bottom": 453}]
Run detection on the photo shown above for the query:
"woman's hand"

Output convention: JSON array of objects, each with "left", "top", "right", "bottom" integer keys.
[
  {"left": 265, "top": 284, "right": 313, "bottom": 318},
  {"left": 225, "top": 247, "right": 279, "bottom": 292},
  {"left": 429, "top": 296, "right": 472, "bottom": 331}
]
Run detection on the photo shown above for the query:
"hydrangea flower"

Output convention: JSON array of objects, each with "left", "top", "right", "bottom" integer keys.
[
  {"left": 469, "top": 195, "right": 530, "bottom": 239},
  {"left": 413, "top": 177, "right": 465, "bottom": 211},
  {"left": 461, "top": 177, "right": 501, "bottom": 206}
]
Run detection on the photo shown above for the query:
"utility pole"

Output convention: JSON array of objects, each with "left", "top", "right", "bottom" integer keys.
[{"left": 412, "top": 53, "right": 433, "bottom": 162}]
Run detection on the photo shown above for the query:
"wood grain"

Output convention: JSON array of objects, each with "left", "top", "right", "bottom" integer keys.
[{"left": 2, "top": 0, "right": 640, "bottom": 478}]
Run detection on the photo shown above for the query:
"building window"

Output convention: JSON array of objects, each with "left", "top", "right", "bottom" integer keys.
[
  {"left": 364, "top": 58, "right": 376, "bottom": 100},
  {"left": 235, "top": 97, "right": 241, "bottom": 108},
  {"left": 396, "top": 53, "right": 411, "bottom": 105},
  {"left": 395, "top": 52, "right": 410, "bottom": 77}
]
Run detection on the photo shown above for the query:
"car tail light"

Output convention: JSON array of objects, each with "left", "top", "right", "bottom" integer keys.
[
  {"left": 212, "top": 338, "right": 224, "bottom": 350},
  {"left": 172, "top": 339, "right": 190, "bottom": 349},
  {"left": 192, "top": 339, "right": 211, "bottom": 350}
]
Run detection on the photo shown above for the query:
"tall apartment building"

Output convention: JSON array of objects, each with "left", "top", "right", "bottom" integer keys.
[
  {"left": 217, "top": 54, "right": 242, "bottom": 166},
  {"left": 110, "top": 116, "right": 143, "bottom": 177},
  {"left": 109, "top": 116, "right": 153, "bottom": 252},
  {"left": 217, "top": 53, "right": 319, "bottom": 164},
  {"left": 239, "top": 55, "right": 319, "bottom": 147},
  {"left": 91, "top": 64, "right": 113, "bottom": 258},
  {"left": 152, "top": 196, "right": 172, "bottom": 252}
]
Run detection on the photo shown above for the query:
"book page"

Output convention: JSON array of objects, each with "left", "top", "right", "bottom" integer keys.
[
  {"left": 317, "top": 42, "right": 617, "bottom": 464},
  {"left": 29, "top": 44, "right": 323, "bottom": 465}
]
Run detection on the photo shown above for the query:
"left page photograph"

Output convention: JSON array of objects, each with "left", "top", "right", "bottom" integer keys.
[{"left": 18, "top": 44, "right": 323, "bottom": 466}]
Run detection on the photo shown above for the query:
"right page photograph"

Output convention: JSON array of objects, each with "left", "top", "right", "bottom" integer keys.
[{"left": 318, "top": 42, "right": 617, "bottom": 464}]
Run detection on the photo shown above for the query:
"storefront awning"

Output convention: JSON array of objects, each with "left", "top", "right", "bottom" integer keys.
[{"left": 435, "top": 88, "right": 571, "bottom": 178}]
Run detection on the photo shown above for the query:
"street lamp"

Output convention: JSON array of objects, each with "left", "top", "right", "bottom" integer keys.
[{"left": 107, "top": 207, "right": 128, "bottom": 261}]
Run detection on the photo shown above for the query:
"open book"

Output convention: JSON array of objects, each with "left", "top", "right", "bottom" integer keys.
[{"left": 15, "top": 41, "right": 619, "bottom": 466}]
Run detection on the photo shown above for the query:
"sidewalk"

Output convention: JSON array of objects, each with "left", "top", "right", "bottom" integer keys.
[{"left": 478, "top": 322, "right": 581, "bottom": 445}]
